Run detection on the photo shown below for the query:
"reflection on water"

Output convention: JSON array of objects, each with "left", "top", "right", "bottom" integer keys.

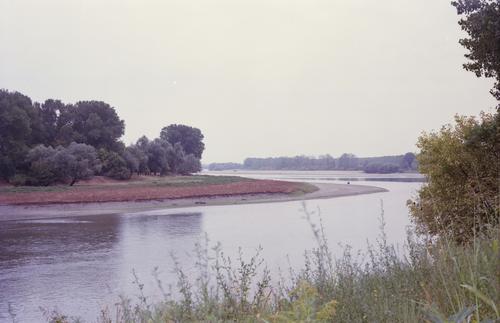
[
  {"left": 0, "top": 212, "right": 203, "bottom": 322},
  {"left": 0, "top": 172, "right": 421, "bottom": 322}
]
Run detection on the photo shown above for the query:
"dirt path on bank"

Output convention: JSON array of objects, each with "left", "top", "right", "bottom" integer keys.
[{"left": 0, "top": 182, "right": 387, "bottom": 221}]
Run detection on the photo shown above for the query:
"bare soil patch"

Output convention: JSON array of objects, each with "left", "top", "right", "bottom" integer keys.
[{"left": 0, "top": 178, "right": 307, "bottom": 205}]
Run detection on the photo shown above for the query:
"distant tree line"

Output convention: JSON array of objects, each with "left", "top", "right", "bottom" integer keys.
[
  {"left": 0, "top": 89, "right": 203, "bottom": 186},
  {"left": 208, "top": 152, "right": 417, "bottom": 173}
]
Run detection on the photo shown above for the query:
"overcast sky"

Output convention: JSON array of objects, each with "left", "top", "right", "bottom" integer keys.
[{"left": 0, "top": 0, "right": 496, "bottom": 163}]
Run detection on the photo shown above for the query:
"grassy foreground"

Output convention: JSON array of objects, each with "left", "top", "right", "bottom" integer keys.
[{"left": 47, "top": 206, "right": 499, "bottom": 323}]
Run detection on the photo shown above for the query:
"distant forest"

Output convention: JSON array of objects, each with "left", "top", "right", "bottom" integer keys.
[
  {"left": 208, "top": 153, "right": 418, "bottom": 173},
  {"left": 0, "top": 89, "right": 204, "bottom": 186}
]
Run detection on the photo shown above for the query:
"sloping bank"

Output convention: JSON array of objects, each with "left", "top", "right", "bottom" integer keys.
[{"left": 0, "top": 179, "right": 387, "bottom": 220}]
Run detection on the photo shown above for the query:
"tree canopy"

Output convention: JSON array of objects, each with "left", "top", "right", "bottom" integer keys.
[
  {"left": 452, "top": 0, "right": 500, "bottom": 101},
  {"left": 0, "top": 89, "right": 204, "bottom": 185},
  {"left": 160, "top": 124, "right": 205, "bottom": 158},
  {"left": 56, "top": 101, "right": 125, "bottom": 151}
]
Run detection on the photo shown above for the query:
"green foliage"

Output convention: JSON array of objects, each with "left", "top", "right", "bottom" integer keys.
[
  {"left": 56, "top": 101, "right": 125, "bottom": 151},
  {"left": 9, "top": 173, "right": 29, "bottom": 186},
  {"left": 25, "top": 145, "right": 60, "bottom": 186},
  {"left": 178, "top": 154, "right": 202, "bottom": 175},
  {"left": 337, "top": 153, "right": 359, "bottom": 170},
  {"left": 98, "top": 149, "right": 131, "bottom": 180},
  {"left": 239, "top": 153, "right": 417, "bottom": 172},
  {"left": 452, "top": 0, "right": 500, "bottom": 101},
  {"left": 363, "top": 162, "right": 400, "bottom": 174},
  {"left": 402, "top": 152, "right": 417, "bottom": 170},
  {"left": 127, "top": 136, "right": 203, "bottom": 176},
  {"left": 0, "top": 90, "right": 37, "bottom": 179},
  {"left": 160, "top": 124, "right": 205, "bottom": 159},
  {"left": 0, "top": 89, "right": 204, "bottom": 184},
  {"left": 50, "top": 208, "right": 499, "bottom": 323},
  {"left": 145, "top": 138, "right": 170, "bottom": 175},
  {"left": 409, "top": 112, "right": 499, "bottom": 242},
  {"left": 54, "top": 143, "right": 101, "bottom": 186}
]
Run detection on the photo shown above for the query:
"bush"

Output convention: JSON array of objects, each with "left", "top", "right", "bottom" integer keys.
[
  {"left": 9, "top": 174, "right": 29, "bottom": 186},
  {"left": 25, "top": 145, "right": 59, "bottom": 186},
  {"left": 177, "top": 154, "right": 201, "bottom": 175},
  {"left": 409, "top": 112, "right": 499, "bottom": 243},
  {"left": 98, "top": 149, "right": 131, "bottom": 180},
  {"left": 54, "top": 143, "right": 101, "bottom": 185}
]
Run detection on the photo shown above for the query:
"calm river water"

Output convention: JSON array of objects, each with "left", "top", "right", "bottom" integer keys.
[{"left": 0, "top": 171, "right": 423, "bottom": 322}]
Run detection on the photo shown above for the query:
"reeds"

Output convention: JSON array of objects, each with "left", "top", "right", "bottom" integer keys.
[{"left": 48, "top": 204, "right": 499, "bottom": 323}]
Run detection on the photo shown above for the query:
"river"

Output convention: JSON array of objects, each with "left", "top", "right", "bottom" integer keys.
[{"left": 0, "top": 171, "right": 423, "bottom": 322}]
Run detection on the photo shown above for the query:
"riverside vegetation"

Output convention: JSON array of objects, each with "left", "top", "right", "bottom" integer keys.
[
  {"left": 30, "top": 0, "right": 500, "bottom": 321},
  {"left": 45, "top": 205, "right": 499, "bottom": 323},
  {"left": 0, "top": 93, "right": 205, "bottom": 186},
  {"left": 48, "top": 120, "right": 499, "bottom": 316}
]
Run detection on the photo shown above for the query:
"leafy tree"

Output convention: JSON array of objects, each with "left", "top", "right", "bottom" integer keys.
[
  {"left": 123, "top": 147, "right": 140, "bottom": 174},
  {"left": 54, "top": 142, "right": 101, "bottom": 185},
  {"left": 452, "top": 0, "right": 500, "bottom": 101},
  {"left": 178, "top": 154, "right": 202, "bottom": 175},
  {"left": 160, "top": 124, "right": 205, "bottom": 158},
  {"left": 132, "top": 136, "right": 151, "bottom": 174},
  {"left": 25, "top": 145, "right": 59, "bottom": 186},
  {"left": 408, "top": 112, "right": 499, "bottom": 242},
  {"left": 98, "top": 149, "right": 131, "bottom": 180},
  {"left": 146, "top": 138, "right": 170, "bottom": 175},
  {"left": 0, "top": 89, "right": 42, "bottom": 179},
  {"left": 337, "top": 153, "right": 359, "bottom": 170},
  {"left": 38, "top": 99, "right": 65, "bottom": 146},
  {"left": 401, "top": 152, "right": 416, "bottom": 170},
  {"left": 166, "top": 142, "right": 186, "bottom": 174},
  {"left": 363, "top": 163, "right": 400, "bottom": 174},
  {"left": 56, "top": 101, "right": 125, "bottom": 151}
]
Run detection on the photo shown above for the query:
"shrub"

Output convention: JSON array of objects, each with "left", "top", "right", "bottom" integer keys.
[
  {"left": 9, "top": 173, "right": 29, "bottom": 186},
  {"left": 98, "top": 149, "right": 131, "bottom": 180},
  {"left": 409, "top": 112, "right": 499, "bottom": 243},
  {"left": 54, "top": 143, "right": 101, "bottom": 185},
  {"left": 25, "top": 145, "right": 59, "bottom": 186}
]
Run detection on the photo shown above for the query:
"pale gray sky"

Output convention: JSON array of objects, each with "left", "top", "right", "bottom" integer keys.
[{"left": 0, "top": 0, "right": 496, "bottom": 163}]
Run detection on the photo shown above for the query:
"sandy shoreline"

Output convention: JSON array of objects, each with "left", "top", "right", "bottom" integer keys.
[{"left": 0, "top": 183, "right": 387, "bottom": 221}]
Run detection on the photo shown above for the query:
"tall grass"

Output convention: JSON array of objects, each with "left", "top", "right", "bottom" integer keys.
[{"left": 48, "top": 205, "right": 499, "bottom": 323}]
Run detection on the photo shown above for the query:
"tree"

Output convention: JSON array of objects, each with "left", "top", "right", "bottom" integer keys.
[
  {"left": 98, "top": 149, "right": 131, "bottom": 180},
  {"left": 123, "top": 147, "right": 140, "bottom": 174},
  {"left": 408, "top": 112, "right": 499, "bottom": 242},
  {"left": 25, "top": 145, "right": 59, "bottom": 186},
  {"left": 56, "top": 101, "right": 125, "bottom": 151},
  {"left": 401, "top": 152, "right": 416, "bottom": 170},
  {"left": 166, "top": 142, "right": 186, "bottom": 174},
  {"left": 160, "top": 124, "right": 205, "bottom": 158},
  {"left": 146, "top": 138, "right": 170, "bottom": 175},
  {"left": 363, "top": 163, "right": 400, "bottom": 174},
  {"left": 177, "top": 154, "right": 202, "bottom": 175},
  {"left": 337, "top": 153, "right": 359, "bottom": 170},
  {"left": 132, "top": 136, "right": 151, "bottom": 174},
  {"left": 54, "top": 142, "right": 101, "bottom": 185},
  {"left": 39, "top": 99, "right": 65, "bottom": 146},
  {"left": 0, "top": 90, "right": 37, "bottom": 179},
  {"left": 452, "top": 0, "right": 500, "bottom": 101}
]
